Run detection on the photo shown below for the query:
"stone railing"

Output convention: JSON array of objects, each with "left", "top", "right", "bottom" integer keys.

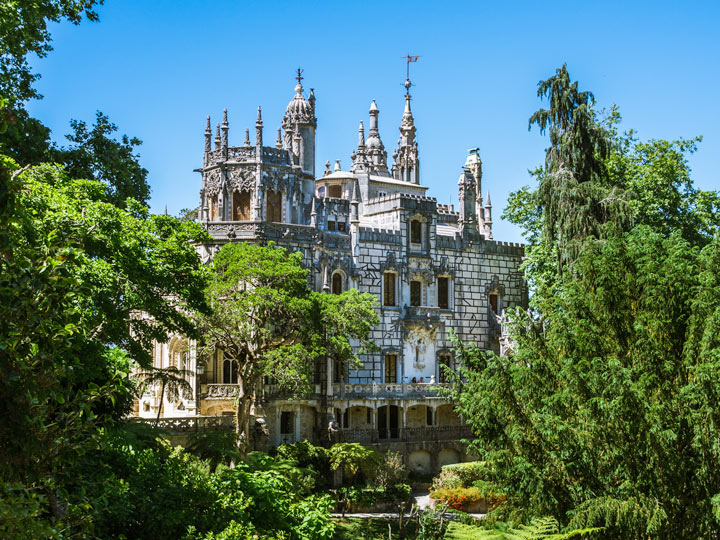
[
  {"left": 403, "top": 305, "right": 442, "bottom": 322},
  {"left": 227, "top": 147, "right": 256, "bottom": 162},
  {"left": 132, "top": 415, "right": 235, "bottom": 433},
  {"left": 339, "top": 425, "right": 471, "bottom": 444},
  {"left": 202, "top": 384, "right": 240, "bottom": 399},
  {"left": 332, "top": 382, "right": 449, "bottom": 398}
]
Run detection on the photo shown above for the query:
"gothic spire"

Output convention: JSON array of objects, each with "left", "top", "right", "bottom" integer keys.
[
  {"left": 255, "top": 106, "right": 263, "bottom": 148},
  {"left": 276, "top": 127, "right": 283, "bottom": 149},
  {"left": 214, "top": 123, "right": 221, "bottom": 150}
]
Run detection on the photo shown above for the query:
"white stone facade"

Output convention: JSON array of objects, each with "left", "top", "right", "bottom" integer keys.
[{"left": 136, "top": 74, "right": 526, "bottom": 472}]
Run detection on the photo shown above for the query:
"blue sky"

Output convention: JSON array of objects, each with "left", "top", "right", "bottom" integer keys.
[{"left": 27, "top": 0, "right": 720, "bottom": 243}]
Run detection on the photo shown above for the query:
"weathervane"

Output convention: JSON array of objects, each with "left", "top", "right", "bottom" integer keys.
[{"left": 402, "top": 54, "right": 420, "bottom": 96}]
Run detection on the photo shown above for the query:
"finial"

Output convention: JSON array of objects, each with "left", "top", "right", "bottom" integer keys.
[
  {"left": 164, "top": 205, "right": 168, "bottom": 216},
  {"left": 215, "top": 123, "right": 221, "bottom": 148},
  {"left": 485, "top": 191, "right": 492, "bottom": 207},
  {"left": 276, "top": 127, "right": 282, "bottom": 149},
  {"left": 244, "top": 128, "right": 251, "bottom": 146},
  {"left": 205, "top": 115, "right": 211, "bottom": 133},
  {"left": 309, "top": 88, "right": 315, "bottom": 106},
  {"left": 256, "top": 106, "right": 262, "bottom": 124},
  {"left": 295, "top": 68, "right": 304, "bottom": 94},
  {"left": 369, "top": 100, "right": 379, "bottom": 112},
  {"left": 334, "top": 159, "right": 341, "bottom": 172},
  {"left": 325, "top": 160, "right": 331, "bottom": 176},
  {"left": 401, "top": 54, "right": 419, "bottom": 96},
  {"left": 358, "top": 121, "right": 365, "bottom": 147},
  {"left": 222, "top": 108, "right": 228, "bottom": 126}
]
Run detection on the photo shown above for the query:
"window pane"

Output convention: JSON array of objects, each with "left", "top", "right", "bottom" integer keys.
[
  {"left": 438, "top": 277, "right": 449, "bottom": 309},
  {"left": 267, "top": 190, "right": 281, "bottom": 222},
  {"left": 384, "top": 273, "right": 395, "bottom": 306},
  {"left": 332, "top": 273, "right": 342, "bottom": 295},
  {"left": 329, "top": 185, "right": 342, "bottom": 198},
  {"left": 327, "top": 220, "right": 336, "bottom": 231},
  {"left": 385, "top": 354, "right": 397, "bottom": 383},
  {"left": 410, "top": 281, "right": 421, "bottom": 307},
  {"left": 337, "top": 221, "right": 346, "bottom": 232},
  {"left": 280, "top": 411, "right": 294, "bottom": 434},
  {"left": 410, "top": 220, "right": 422, "bottom": 244}
]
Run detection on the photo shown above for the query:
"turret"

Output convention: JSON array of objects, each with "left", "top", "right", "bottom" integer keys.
[
  {"left": 458, "top": 168, "right": 477, "bottom": 228},
  {"left": 282, "top": 69, "right": 317, "bottom": 177},
  {"left": 465, "top": 148, "right": 483, "bottom": 219},
  {"left": 392, "top": 77, "right": 420, "bottom": 184},
  {"left": 364, "top": 100, "right": 389, "bottom": 174},
  {"left": 350, "top": 121, "right": 368, "bottom": 173},
  {"left": 484, "top": 192, "right": 493, "bottom": 239}
]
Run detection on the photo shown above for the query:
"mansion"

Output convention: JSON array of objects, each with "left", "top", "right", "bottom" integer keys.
[{"left": 135, "top": 73, "right": 526, "bottom": 473}]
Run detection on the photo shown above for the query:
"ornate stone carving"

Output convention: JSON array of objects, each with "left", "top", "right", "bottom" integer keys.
[
  {"left": 204, "top": 168, "right": 224, "bottom": 195},
  {"left": 228, "top": 167, "right": 255, "bottom": 193}
]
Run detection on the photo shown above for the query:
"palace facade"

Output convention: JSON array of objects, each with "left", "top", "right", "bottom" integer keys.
[{"left": 136, "top": 74, "right": 525, "bottom": 473}]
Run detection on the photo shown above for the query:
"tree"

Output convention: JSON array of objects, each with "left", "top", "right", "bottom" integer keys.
[
  {"left": 55, "top": 111, "right": 151, "bottom": 207},
  {"left": 0, "top": 0, "right": 103, "bottom": 106},
  {"left": 136, "top": 366, "right": 195, "bottom": 426},
  {"left": 0, "top": 155, "right": 209, "bottom": 530},
  {"left": 451, "top": 66, "right": 720, "bottom": 537},
  {"left": 195, "top": 241, "right": 378, "bottom": 453}
]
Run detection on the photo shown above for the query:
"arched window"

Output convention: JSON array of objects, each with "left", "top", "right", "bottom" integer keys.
[
  {"left": 223, "top": 359, "right": 238, "bottom": 384},
  {"left": 210, "top": 195, "right": 219, "bottom": 221},
  {"left": 266, "top": 190, "right": 282, "bottom": 223},
  {"left": 233, "top": 191, "right": 251, "bottom": 221},
  {"left": 332, "top": 272, "right": 343, "bottom": 295}
]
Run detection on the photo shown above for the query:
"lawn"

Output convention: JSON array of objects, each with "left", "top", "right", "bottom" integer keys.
[{"left": 333, "top": 517, "right": 419, "bottom": 540}]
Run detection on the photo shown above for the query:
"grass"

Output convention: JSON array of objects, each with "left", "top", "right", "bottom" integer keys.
[{"left": 333, "top": 517, "right": 419, "bottom": 540}]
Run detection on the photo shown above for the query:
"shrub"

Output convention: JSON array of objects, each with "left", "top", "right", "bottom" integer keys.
[
  {"left": 432, "top": 461, "right": 489, "bottom": 490},
  {"left": 429, "top": 487, "right": 505, "bottom": 511}
]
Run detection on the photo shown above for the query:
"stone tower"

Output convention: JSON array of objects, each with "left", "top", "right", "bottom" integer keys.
[{"left": 282, "top": 72, "right": 316, "bottom": 178}]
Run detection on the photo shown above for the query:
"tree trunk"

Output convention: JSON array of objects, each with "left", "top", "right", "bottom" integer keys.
[{"left": 154, "top": 381, "right": 166, "bottom": 427}]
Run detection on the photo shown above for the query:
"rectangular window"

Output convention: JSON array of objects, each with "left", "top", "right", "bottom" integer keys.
[
  {"left": 327, "top": 220, "right": 336, "bottom": 231},
  {"left": 489, "top": 293, "right": 499, "bottom": 314},
  {"left": 384, "top": 273, "right": 396, "bottom": 306},
  {"left": 438, "top": 277, "right": 449, "bottom": 309},
  {"left": 385, "top": 354, "right": 397, "bottom": 383},
  {"left": 329, "top": 185, "right": 342, "bottom": 198},
  {"left": 410, "top": 280, "right": 421, "bottom": 307},
  {"left": 410, "top": 220, "right": 422, "bottom": 244},
  {"left": 280, "top": 411, "right": 294, "bottom": 434},
  {"left": 337, "top": 221, "right": 346, "bottom": 232}
]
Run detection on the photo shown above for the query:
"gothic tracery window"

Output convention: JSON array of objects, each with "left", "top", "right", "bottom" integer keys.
[
  {"left": 266, "top": 190, "right": 282, "bottom": 223},
  {"left": 233, "top": 191, "right": 251, "bottom": 221}
]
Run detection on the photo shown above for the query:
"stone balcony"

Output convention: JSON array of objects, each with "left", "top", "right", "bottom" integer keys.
[
  {"left": 201, "top": 382, "right": 448, "bottom": 401},
  {"left": 332, "top": 382, "right": 449, "bottom": 399},
  {"left": 339, "top": 425, "right": 472, "bottom": 444},
  {"left": 132, "top": 415, "right": 235, "bottom": 433},
  {"left": 402, "top": 305, "right": 442, "bottom": 323}
]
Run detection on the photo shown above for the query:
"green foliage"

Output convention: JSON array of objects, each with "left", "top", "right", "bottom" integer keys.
[
  {"left": 0, "top": 0, "right": 102, "bottom": 104},
  {"left": 328, "top": 443, "right": 382, "bottom": 484},
  {"left": 275, "top": 440, "right": 331, "bottom": 489},
  {"left": 187, "top": 431, "right": 243, "bottom": 470},
  {"left": 55, "top": 110, "right": 151, "bottom": 207},
  {"left": 0, "top": 157, "right": 209, "bottom": 534},
  {"left": 373, "top": 450, "right": 408, "bottom": 489},
  {"left": 433, "top": 461, "right": 490, "bottom": 490},
  {"left": 196, "top": 242, "right": 377, "bottom": 450},
  {"left": 443, "top": 518, "right": 601, "bottom": 540},
  {"left": 456, "top": 64, "right": 720, "bottom": 538}
]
